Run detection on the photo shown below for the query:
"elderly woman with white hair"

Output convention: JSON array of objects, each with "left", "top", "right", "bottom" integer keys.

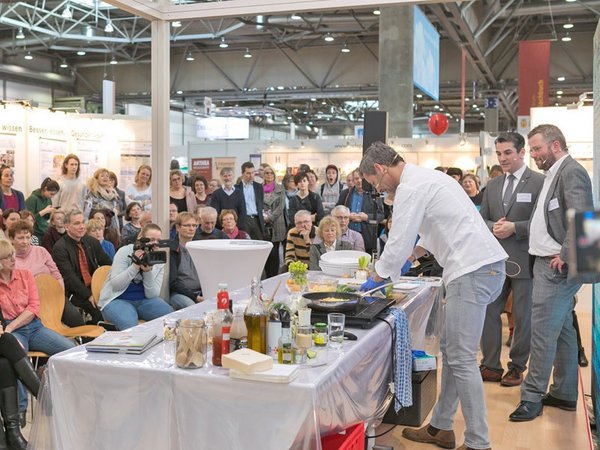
[{"left": 309, "top": 216, "right": 352, "bottom": 270}]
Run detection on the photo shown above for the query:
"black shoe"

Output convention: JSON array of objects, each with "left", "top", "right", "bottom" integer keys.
[
  {"left": 542, "top": 393, "right": 577, "bottom": 411},
  {"left": 0, "top": 387, "right": 28, "bottom": 450},
  {"left": 509, "top": 401, "right": 543, "bottom": 422},
  {"left": 579, "top": 349, "right": 589, "bottom": 367},
  {"left": 13, "top": 357, "right": 40, "bottom": 399}
]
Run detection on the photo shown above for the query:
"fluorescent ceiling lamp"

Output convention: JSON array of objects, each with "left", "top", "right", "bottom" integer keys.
[
  {"left": 62, "top": 4, "right": 72, "bottom": 19},
  {"left": 109, "top": 56, "right": 117, "bottom": 64},
  {"left": 563, "top": 23, "right": 574, "bottom": 29},
  {"left": 373, "top": 9, "right": 381, "bottom": 15},
  {"left": 219, "top": 37, "right": 228, "bottom": 48},
  {"left": 24, "top": 52, "right": 33, "bottom": 60},
  {"left": 104, "top": 21, "right": 114, "bottom": 33},
  {"left": 557, "top": 76, "right": 566, "bottom": 81},
  {"left": 176, "top": 90, "right": 183, "bottom": 94}
]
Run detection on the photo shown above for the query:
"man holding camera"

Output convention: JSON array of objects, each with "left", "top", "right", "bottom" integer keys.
[{"left": 98, "top": 223, "right": 173, "bottom": 330}]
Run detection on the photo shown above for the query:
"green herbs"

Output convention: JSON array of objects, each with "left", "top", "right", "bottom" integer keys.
[
  {"left": 358, "top": 256, "right": 370, "bottom": 270},
  {"left": 336, "top": 284, "right": 357, "bottom": 293}
]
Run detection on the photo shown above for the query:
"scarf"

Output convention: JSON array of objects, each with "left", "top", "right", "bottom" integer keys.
[
  {"left": 225, "top": 226, "right": 240, "bottom": 239},
  {"left": 96, "top": 185, "right": 119, "bottom": 201},
  {"left": 263, "top": 181, "right": 276, "bottom": 194}
]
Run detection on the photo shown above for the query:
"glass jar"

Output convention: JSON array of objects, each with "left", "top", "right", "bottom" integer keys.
[
  {"left": 176, "top": 319, "right": 207, "bottom": 369},
  {"left": 313, "top": 323, "right": 328, "bottom": 347}
]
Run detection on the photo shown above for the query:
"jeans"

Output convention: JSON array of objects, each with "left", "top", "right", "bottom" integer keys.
[
  {"left": 9, "top": 318, "right": 76, "bottom": 413},
  {"left": 102, "top": 297, "right": 173, "bottom": 331},
  {"left": 430, "top": 261, "right": 504, "bottom": 450},
  {"left": 169, "top": 293, "right": 195, "bottom": 311}
]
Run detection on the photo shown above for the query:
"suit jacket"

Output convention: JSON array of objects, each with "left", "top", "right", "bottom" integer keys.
[
  {"left": 534, "top": 155, "right": 599, "bottom": 282},
  {"left": 53, "top": 234, "right": 112, "bottom": 303},
  {"left": 480, "top": 167, "right": 545, "bottom": 279},
  {"left": 309, "top": 240, "right": 353, "bottom": 270},
  {"left": 337, "top": 187, "right": 382, "bottom": 252},
  {"left": 209, "top": 188, "right": 247, "bottom": 231},
  {"left": 236, "top": 181, "right": 265, "bottom": 233}
]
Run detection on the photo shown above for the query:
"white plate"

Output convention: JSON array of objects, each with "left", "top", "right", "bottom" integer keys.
[
  {"left": 320, "top": 250, "right": 371, "bottom": 264},
  {"left": 392, "top": 283, "right": 420, "bottom": 290}
]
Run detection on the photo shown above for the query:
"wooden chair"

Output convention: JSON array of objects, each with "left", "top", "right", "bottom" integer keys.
[
  {"left": 91, "top": 265, "right": 112, "bottom": 306},
  {"left": 34, "top": 274, "right": 105, "bottom": 341},
  {"left": 27, "top": 351, "right": 48, "bottom": 371}
]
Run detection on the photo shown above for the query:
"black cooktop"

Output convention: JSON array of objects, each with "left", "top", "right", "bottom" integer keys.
[{"left": 310, "top": 296, "right": 396, "bottom": 329}]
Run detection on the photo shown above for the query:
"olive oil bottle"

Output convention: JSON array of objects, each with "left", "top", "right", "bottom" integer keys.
[{"left": 244, "top": 277, "right": 268, "bottom": 354}]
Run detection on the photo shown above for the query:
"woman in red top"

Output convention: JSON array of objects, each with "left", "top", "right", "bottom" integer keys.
[{"left": 0, "top": 166, "right": 25, "bottom": 213}]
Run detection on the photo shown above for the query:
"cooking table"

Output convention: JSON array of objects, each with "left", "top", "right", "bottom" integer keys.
[{"left": 29, "top": 274, "right": 442, "bottom": 450}]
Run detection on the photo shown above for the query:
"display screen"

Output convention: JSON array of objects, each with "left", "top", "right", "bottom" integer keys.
[
  {"left": 196, "top": 117, "right": 249, "bottom": 140},
  {"left": 570, "top": 210, "right": 600, "bottom": 275}
]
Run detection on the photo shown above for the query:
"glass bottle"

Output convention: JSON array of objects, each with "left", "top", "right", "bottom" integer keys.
[
  {"left": 212, "top": 283, "right": 233, "bottom": 366},
  {"left": 230, "top": 305, "right": 248, "bottom": 352},
  {"left": 244, "top": 277, "right": 268, "bottom": 354},
  {"left": 278, "top": 320, "right": 294, "bottom": 364}
]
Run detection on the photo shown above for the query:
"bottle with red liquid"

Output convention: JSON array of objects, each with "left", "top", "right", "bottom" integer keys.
[{"left": 212, "top": 283, "right": 233, "bottom": 366}]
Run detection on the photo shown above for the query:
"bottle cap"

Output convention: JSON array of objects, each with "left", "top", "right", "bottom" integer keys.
[{"left": 218, "top": 283, "right": 228, "bottom": 289}]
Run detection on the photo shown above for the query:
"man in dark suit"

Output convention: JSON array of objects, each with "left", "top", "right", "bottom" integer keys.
[
  {"left": 53, "top": 209, "right": 112, "bottom": 324},
  {"left": 236, "top": 161, "right": 265, "bottom": 240},
  {"left": 209, "top": 167, "right": 246, "bottom": 231},
  {"left": 510, "top": 124, "right": 597, "bottom": 421},
  {"left": 479, "top": 132, "right": 545, "bottom": 387}
]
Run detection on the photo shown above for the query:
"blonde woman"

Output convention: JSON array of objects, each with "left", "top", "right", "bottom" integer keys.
[
  {"left": 125, "top": 165, "right": 152, "bottom": 211},
  {"left": 169, "top": 170, "right": 195, "bottom": 213},
  {"left": 83, "top": 168, "right": 121, "bottom": 238},
  {"left": 309, "top": 215, "right": 352, "bottom": 270}
]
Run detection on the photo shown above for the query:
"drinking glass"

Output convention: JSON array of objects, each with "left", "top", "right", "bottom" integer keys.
[
  {"left": 163, "top": 318, "right": 178, "bottom": 365},
  {"left": 327, "top": 313, "right": 345, "bottom": 349}
]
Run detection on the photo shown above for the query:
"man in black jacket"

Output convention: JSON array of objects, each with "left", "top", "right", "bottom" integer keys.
[
  {"left": 235, "top": 161, "right": 265, "bottom": 239},
  {"left": 209, "top": 167, "right": 247, "bottom": 230},
  {"left": 53, "top": 210, "right": 112, "bottom": 324}
]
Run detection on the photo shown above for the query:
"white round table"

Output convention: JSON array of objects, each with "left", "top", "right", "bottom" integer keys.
[{"left": 186, "top": 239, "right": 273, "bottom": 300}]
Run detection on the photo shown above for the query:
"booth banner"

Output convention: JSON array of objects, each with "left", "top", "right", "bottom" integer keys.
[
  {"left": 213, "top": 157, "right": 236, "bottom": 179},
  {"left": 120, "top": 141, "right": 151, "bottom": 188},
  {"left": 191, "top": 158, "right": 212, "bottom": 179},
  {"left": 518, "top": 40, "right": 550, "bottom": 116}
]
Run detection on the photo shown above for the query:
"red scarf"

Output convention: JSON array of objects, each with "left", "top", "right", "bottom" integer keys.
[{"left": 225, "top": 226, "right": 240, "bottom": 239}]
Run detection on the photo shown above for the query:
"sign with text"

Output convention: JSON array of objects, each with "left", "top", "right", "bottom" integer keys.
[
  {"left": 191, "top": 157, "right": 212, "bottom": 179},
  {"left": 518, "top": 40, "right": 550, "bottom": 116}
]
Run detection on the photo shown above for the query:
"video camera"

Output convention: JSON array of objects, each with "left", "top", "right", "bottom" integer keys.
[{"left": 130, "top": 237, "right": 169, "bottom": 266}]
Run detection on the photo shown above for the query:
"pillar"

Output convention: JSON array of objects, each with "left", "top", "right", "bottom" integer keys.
[{"left": 379, "top": 5, "right": 413, "bottom": 138}]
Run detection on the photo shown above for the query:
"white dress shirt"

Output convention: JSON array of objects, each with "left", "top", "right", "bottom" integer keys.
[
  {"left": 528, "top": 154, "right": 568, "bottom": 257},
  {"left": 375, "top": 164, "right": 507, "bottom": 284}
]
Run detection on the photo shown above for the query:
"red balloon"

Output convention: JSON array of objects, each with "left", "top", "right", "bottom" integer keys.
[{"left": 428, "top": 113, "right": 449, "bottom": 136}]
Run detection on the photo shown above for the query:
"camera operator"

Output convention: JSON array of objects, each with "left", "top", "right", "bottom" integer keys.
[{"left": 98, "top": 223, "right": 173, "bottom": 330}]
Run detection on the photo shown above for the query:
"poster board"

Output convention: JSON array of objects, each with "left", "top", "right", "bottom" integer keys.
[
  {"left": 191, "top": 157, "right": 212, "bottom": 180},
  {"left": 213, "top": 157, "right": 236, "bottom": 179},
  {"left": 120, "top": 141, "right": 151, "bottom": 188}
]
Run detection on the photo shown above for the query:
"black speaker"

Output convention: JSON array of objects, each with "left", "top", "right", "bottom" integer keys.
[{"left": 362, "top": 111, "right": 388, "bottom": 154}]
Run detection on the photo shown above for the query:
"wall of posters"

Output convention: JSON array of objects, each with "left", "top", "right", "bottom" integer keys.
[
  {"left": 120, "top": 141, "right": 151, "bottom": 188},
  {"left": 39, "top": 138, "right": 68, "bottom": 181}
]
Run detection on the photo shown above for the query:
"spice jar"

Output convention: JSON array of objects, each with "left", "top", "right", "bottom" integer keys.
[
  {"left": 176, "top": 319, "right": 207, "bottom": 369},
  {"left": 313, "top": 323, "right": 328, "bottom": 347}
]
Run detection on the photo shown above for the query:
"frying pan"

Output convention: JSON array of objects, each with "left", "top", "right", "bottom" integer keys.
[{"left": 303, "top": 280, "right": 399, "bottom": 313}]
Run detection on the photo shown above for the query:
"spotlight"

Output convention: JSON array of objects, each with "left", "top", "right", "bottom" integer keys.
[
  {"left": 243, "top": 48, "right": 252, "bottom": 58},
  {"left": 185, "top": 51, "right": 195, "bottom": 61},
  {"left": 24, "top": 52, "right": 33, "bottom": 60},
  {"left": 219, "top": 37, "right": 229, "bottom": 48},
  {"left": 109, "top": 56, "right": 118, "bottom": 65},
  {"left": 324, "top": 34, "right": 334, "bottom": 42},
  {"left": 16, "top": 28, "right": 25, "bottom": 40},
  {"left": 341, "top": 44, "right": 350, "bottom": 53},
  {"left": 104, "top": 21, "right": 114, "bottom": 33},
  {"left": 62, "top": 4, "right": 72, "bottom": 19}
]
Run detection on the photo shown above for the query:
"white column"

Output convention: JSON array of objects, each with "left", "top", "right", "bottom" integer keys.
[{"left": 151, "top": 20, "right": 171, "bottom": 235}]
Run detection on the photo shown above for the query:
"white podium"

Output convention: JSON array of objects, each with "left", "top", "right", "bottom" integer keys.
[{"left": 186, "top": 240, "right": 273, "bottom": 300}]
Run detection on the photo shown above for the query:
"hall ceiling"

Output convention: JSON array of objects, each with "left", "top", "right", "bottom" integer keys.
[{"left": 0, "top": 0, "right": 597, "bottom": 133}]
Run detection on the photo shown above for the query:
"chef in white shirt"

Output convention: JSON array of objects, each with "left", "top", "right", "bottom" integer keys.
[{"left": 358, "top": 142, "right": 507, "bottom": 450}]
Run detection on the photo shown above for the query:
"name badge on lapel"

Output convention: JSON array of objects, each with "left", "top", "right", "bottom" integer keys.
[
  {"left": 516, "top": 193, "right": 531, "bottom": 203},
  {"left": 548, "top": 198, "right": 560, "bottom": 211}
]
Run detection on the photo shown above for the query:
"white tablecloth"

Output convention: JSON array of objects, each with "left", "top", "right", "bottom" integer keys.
[{"left": 29, "top": 275, "right": 441, "bottom": 450}]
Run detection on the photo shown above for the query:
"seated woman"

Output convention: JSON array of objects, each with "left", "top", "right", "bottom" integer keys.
[
  {"left": 309, "top": 216, "right": 352, "bottom": 270},
  {"left": 220, "top": 209, "right": 250, "bottom": 240},
  {"left": 98, "top": 223, "right": 173, "bottom": 331},
  {"left": 0, "top": 239, "right": 74, "bottom": 423},
  {"left": 86, "top": 218, "right": 115, "bottom": 261},
  {"left": 121, "top": 202, "right": 143, "bottom": 246},
  {"left": 11, "top": 220, "right": 84, "bottom": 327},
  {"left": 89, "top": 208, "right": 119, "bottom": 250},
  {"left": 41, "top": 210, "right": 66, "bottom": 254},
  {"left": 0, "top": 209, "right": 20, "bottom": 240},
  {"left": 19, "top": 211, "right": 39, "bottom": 246},
  {"left": 0, "top": 331, "right": 41, "bottom": 450}
]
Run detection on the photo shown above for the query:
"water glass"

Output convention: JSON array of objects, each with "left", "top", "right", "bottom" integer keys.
[
  {"left": 163, "top": 318, "right": 178, "bottom": 365},
  {"left": 327, "top": 313, "right": 345, "bottom": 349}
]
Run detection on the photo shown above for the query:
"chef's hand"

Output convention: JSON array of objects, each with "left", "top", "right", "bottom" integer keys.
[{"left": 360, "top": 277, "right": 387, "bottom": 294}]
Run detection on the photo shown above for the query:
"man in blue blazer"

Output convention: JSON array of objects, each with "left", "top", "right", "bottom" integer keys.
[
  {"left": 479, "top": 132, "right": 544, "bottom": 387},
  {"left": 510, "top": 124, "right": 598, "bottom": 421}
]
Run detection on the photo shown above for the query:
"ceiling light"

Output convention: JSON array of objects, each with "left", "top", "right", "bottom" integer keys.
[
  {"left": 556, "top": 90, "right": 564, "bottom": 95},
  {"left": 557, "top": 95, "right": 562, "bottom": 98},
  {"left": 310, "top": 97, "right": 317, "bottom": 102},
  {"left": 434, "top": 105, "right": 440, "bottom": 109},
  {"left": 172, "top": 21, "right": 182, "bottom": 28},
  {"left": 109, "top": 56, "right": 118, "bottom": 65},
  {"left": 291, "top": 13, "right": 302, "bottom": 20},
  {"left": 176, "top": 90, "right": 183, "bottom": 94},
  {"left": 341, "top": 44, "right": 350, "bottom": 53},
  {"left": 84, "top": 25, "right": 95, "bottom": 38},
  {"left": 563, "top": 23, "right": 574, "bottom": 29},
  {"left": 268, "top": 102, "right": 275, "bottom": 106},
  {"left": 256, "top": 15, "right": 264, "bottom": 30},
  {"left": 373, "top": 9, "right": 381, "bottom": 15},
  {"left": 16, "top": 28, "right": 25, "bottom": 40},
  {"left": 321, "top": 101, "right": 327, "bottom": 105},
  {"left": 104, "top": 21, "right": 114, "bottom": 33},
  {"left": 185, "top": 51, "right": 194, "bottom": 61},
  {"left": 62, "top": 4, "right": 72, "bottom": 19},
  {"left": 557, "top": 76, "right": 566, "bottom": 81},
  {"left": 60, "top": 60, "right": 68, "bottom": 68},
  {"left": 24, "top": 52, "right": 33, "bottom": 60},
  {"left": 416, "top": 93, "right": 423, "bottom": 98},
  {"left": 324, "top": 34, "right": 334, "bottom": 42},
  {"left": 565, "top": 0, "right": 576, "bottom": 3},
  {"left": 77, "top": 49, "right": 86, "bottom": 56},
  {"left": 465, "top": 97, "right": 470, "bottom": 101},
  {"left": 243, "top": 48, "right": 252, "bottom": 58},
  {"left": 219, "top": 37, "right": 229, "bottom": 48},
  {"left": 561, "top": 34, "right": 572, "bottom": 42}
]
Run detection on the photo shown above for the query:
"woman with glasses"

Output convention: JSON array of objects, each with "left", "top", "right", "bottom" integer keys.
[{"left": 169, "top": 170, "right": 195, "bottom": 213}]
